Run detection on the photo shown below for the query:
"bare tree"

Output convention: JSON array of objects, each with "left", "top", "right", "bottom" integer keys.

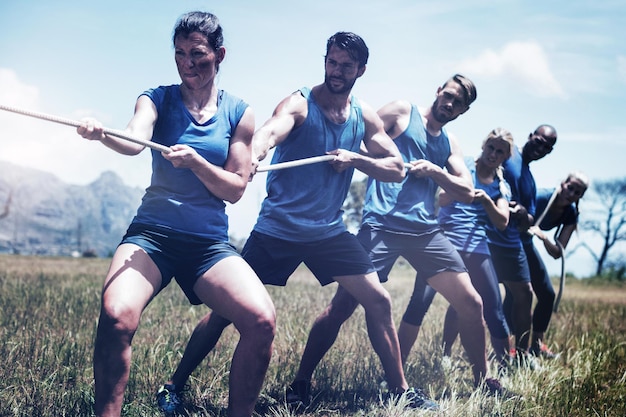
[{"left": 576, "top": 177, "right": 626, "bottom": 276}]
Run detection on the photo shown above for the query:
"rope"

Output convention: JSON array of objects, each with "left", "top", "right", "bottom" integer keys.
[{"left": 0, "top": 104, "right": 171, "bottom": 153}]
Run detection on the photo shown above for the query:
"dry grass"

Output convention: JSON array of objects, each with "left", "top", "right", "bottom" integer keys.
[{"left": 0, "top": 254, "right": 625, "bottom": 416}]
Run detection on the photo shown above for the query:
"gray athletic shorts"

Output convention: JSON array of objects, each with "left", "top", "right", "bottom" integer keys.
[
  {"left": 242, "top": 230, "right": 376, "bottom": 286},
  {"left": 356, "top": 224, "right": 466, "bottom": 282}
]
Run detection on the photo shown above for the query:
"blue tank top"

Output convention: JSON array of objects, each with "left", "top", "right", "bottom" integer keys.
[
  {"left": 131, "top": 85, "right": 248, "bottom": 241},
  {"left": 521, "top": 187, "right": 577, "bottom": 244},
  {"left": 438, "top": 157, "right": 510, "bottom": 255},
  {"left": 361, "top": 105, "right": 451, "bottom": 234},
  {"left": 488, "top": 146, "right": 536, "bottom": 247},
  {"left": 253, "top": 87, "right": 365, "bottom": 241}
]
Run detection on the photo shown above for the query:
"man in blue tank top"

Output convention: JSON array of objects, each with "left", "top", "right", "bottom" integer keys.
[
  {"left": 162, "top": 32, "right": 439, "bottom": 411},
  {"left": 291, "top": 75, "right": 509, "bottom": 395}
]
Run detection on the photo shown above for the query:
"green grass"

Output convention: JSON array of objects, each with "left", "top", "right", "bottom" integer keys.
[{"left": 0, "top": 255, "right": 625, "bottom": 416}]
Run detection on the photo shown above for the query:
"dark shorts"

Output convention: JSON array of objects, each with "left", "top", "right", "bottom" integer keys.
[
  {"left": 242, "top": 230, "right": 376, "bottom": 286},
  {"left": 356, "top": 225, "right": 466, "bottom": 282},
  {"left": 488, "top": 243, "right": 530, "bottom": 283},
  {"left": 121, "top": 223, "right": 241, "bottom": 305}
]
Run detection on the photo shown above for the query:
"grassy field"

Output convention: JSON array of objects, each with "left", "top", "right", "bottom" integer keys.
[{"left": 0, "top": 254, "right": 625, "bottom": 416}]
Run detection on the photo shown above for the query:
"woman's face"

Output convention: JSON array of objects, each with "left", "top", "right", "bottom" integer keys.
[
  {"left": 479, "top": 138, "right": 510, "bottom": 169},
  {"left": 174, "top": 32, "right": 224, "bottom": 91},
  {"left": 559, "top": 177, "right": 587, "bottom": 204}
]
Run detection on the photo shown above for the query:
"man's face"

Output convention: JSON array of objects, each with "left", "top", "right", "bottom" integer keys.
[
  {"left": 431, "top": 82, "right": 469, "bottom": 124},
  {"left": 522, "top": 127, "right": 557, "bottom": 162},
  {"left": 324, "top": 45, "right": 365, "bottom": 94}
]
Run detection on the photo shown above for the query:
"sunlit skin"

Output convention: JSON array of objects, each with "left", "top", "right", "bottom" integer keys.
[
  {"left": 431, "top": 82, "right": 469, "bottom": 124},
  {"left": 478, "top": 138, "right": 510, "bottom": 171},
  {"left": 323, "top": 45, "right": 365, "bottom": 95},
  {"left": 558, "top": 177, "right": 587, "bottom": 206},
  {"left": 174, "top": 32, "right": 225, "bottom": 97},
  {"left": 522, "top": 125, "right": 557, "bottom": 163}
]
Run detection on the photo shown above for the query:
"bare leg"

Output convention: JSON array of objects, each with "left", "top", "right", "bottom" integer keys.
[
  {"left": 441, "top": 306, "right": 459, "bottom": 357},
  {"left": 169, "top": 312, "right": 232, "bottom": 388},
  {"left": 94, "top": 245, "right": 162, "bottom": 417},
  {"left": 429, "top": 271, "right": 487, "bottom": 386},
  {"left": 193, "top": 256, "right": 275, "bottom": 417},
  {"left": 397, "top": 321, "right": 420, "bottom": 365},
  {"left": 336, "top": 273, "right": 408, "bottom": 392},
  {"left": 293, "top": 285, "right": 359, "bottom": 382}
]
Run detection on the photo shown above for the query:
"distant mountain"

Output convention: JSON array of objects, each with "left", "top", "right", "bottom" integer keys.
[{"left": 0, "top": 161, "right": 144, "bottom": 257}]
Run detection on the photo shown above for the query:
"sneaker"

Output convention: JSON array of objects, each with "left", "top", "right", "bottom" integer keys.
[
  {"left": 285, "top": 380, "right": 312, "bottom": 409},
  {"left": 530, "top": 342, "right": 560, "bottom": 360},
  {"left": 156, "top": 384, "right": 181, "bottom": 416},
  {"left": 482, "top": 377, "right": 512, "bottom": 397},
  {"left": 403, "top": 387, "right": 440, "bottom": 411}
]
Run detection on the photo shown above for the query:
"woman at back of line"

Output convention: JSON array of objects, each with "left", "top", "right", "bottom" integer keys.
[{"left": 524, "top": 171, "right": 589, "bottom": 358}]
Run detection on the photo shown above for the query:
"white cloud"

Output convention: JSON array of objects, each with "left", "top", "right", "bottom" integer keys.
[
  {"left": 459, "top": 41, "right": 565, "bottom": 98},
  {"left": 0, "top": 68, "right": 151, "bottom": 188},
  {"left": 0, "top": 68, "right": 40, "bottom": 107}
]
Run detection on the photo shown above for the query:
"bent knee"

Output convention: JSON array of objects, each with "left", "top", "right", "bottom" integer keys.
[
  {"left": 237, "top": 307, "right": 276, "bottom": 343},
  {"left": 363, "top": 289, "right": 393, "bottom": 317},
  {"left": 457, "top": 292, "right": 483, "bottom": 319},
  {"left": 98, "top": 300, "right": 141, "bottom": 338}
]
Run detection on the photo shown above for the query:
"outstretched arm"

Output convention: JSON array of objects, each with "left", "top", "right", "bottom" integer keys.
[{"left": 77, "top": 95, "right": 158, "bottom": 156}]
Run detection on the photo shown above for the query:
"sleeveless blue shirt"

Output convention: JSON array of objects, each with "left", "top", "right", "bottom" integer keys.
[
  {"left": 253, "top": 88, "right": 365, "bottom": 241},
  {"left": 438, "top": 157, "right": 510, "bottom": 255},
  {"left": 488, "top": 146, "right": 536, "bottom": 248},
  {"left": 520, "top": 187, "right": 578, "bottom": 244},
  {"left": 361, "top": 105, "right": 451, "bottom": 234},
  {"left": 131, "top": 85, "right": 248, "bottom": 241}
]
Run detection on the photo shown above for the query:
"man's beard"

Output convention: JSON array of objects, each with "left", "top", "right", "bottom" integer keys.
[
  {"left": 324, "top": 75, "right": 357, "bottom": 94},
  {"left": 431, "top": 102, "right": 455, "bottom": 124}
]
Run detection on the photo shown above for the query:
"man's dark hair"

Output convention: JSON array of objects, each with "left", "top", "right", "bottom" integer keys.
[{"left": 325, "top": 32, "right": 369, "bottom": 67}]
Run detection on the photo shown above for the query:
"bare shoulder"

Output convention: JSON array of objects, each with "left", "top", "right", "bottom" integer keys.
[
  {"left": 271, "top": 89, "right": 308, "bottom": 125},
  {"left": 378, "top": 99, "right": 412, "bottom": 117}
]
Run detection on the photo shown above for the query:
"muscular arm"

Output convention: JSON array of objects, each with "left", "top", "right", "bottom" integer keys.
[
  {"left": 330, "top": 101, "right": 404, "bottom": 182},
  {"left": 251, "top": 91, "right": 307, "bottom": 163}
]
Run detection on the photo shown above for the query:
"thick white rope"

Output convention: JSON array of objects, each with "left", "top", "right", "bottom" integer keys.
[{"left": 0, "top": 104, "right": 171, "bottom": 154}]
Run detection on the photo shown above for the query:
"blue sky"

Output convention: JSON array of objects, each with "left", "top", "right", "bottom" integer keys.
[{"left": 1, "top": 0, "right": 624, "bottom": 276}]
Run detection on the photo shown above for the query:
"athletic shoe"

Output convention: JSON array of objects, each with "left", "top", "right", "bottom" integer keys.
[
  {"left": 482, "top": 377, "right": 513, "bottom": 397},
  {"left": 285, "top": 380, "right": 312, "bottom": 409},
  {"left": 530, "top": 342, "right": 560, "bottom": 360},
  {"left": 156, "top": 384, "right": 181, "bottom": 416},
  {"left": 403, "top": 387, "right": 440, "bottom": 411}
]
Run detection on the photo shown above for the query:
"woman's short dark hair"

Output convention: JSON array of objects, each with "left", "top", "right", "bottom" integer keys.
[{"left": 173, "top": 11, "right": 223, "bottom": 51}]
